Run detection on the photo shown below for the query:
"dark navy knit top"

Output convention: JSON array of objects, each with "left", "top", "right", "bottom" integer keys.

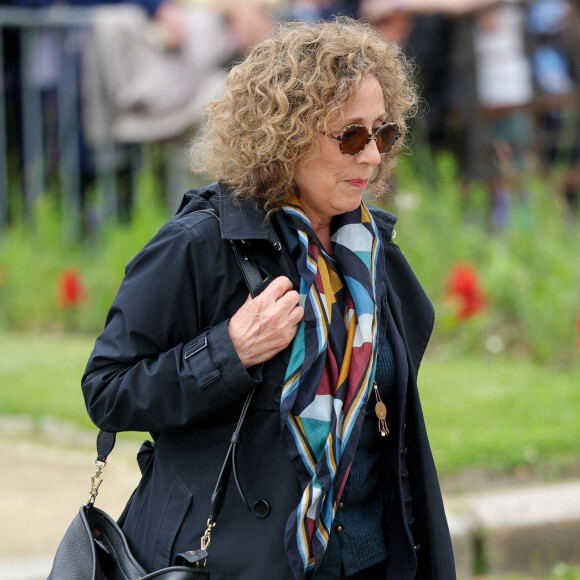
[{"left": 313, "top": 337, "right": 396, "bottom": 578}]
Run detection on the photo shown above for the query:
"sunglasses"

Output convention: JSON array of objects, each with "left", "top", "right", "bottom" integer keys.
[{"left": 321, "top": 122, "right": 401, "bottom": 156}]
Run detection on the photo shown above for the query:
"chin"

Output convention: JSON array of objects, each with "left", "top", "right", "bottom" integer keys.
[{"left": 344, "top": 194, "right": 364, "bottom": 212}]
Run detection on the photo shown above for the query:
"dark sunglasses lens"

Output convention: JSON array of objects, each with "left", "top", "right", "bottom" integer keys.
[
  {"left": 376, "top": 124, "right": 399, "bottom": 153},
  {"left": 341, "top": 126, "right": 369, "bottom": 155}
]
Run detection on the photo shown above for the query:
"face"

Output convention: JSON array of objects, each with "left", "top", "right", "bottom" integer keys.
[{"left": 293, "top": 74, "right": 386, "bottom": 232}]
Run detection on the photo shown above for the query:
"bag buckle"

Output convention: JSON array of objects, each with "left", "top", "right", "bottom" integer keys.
[
  {"left": 87, "top": 459, "right": 107, "bottom": 506},
  {"left": 201, "top": 517, "right": 215, "bottom": 552}
]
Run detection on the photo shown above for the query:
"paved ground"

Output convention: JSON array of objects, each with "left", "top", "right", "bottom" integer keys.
[
  {"left": 1, "top": 418, "right": 580, "bottom": 580},
  {"left": 0, "top": 419, "right": 141, "bottom": 579}
]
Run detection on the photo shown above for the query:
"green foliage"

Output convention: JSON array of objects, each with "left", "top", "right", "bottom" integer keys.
[
  {"left": 1, "top": 153, "right": 579, "bottom": 364},
  {"left": 380, "top": 153, "right": 580, "bottom": 364},
  {"left": 0, "top": 167, "right": 169, "bottom": 333}
]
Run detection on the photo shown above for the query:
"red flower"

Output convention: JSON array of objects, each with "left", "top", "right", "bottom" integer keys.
[
  {"left": 444, "top": 262, "right": 486, "bottom": 320},
  {"left": 57, "top": 268, "right": 86, "bottom": 309}
]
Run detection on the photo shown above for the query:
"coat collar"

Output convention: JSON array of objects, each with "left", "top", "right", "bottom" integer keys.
[
  {"left": 368, "top": 204, "right": 398, "bottom": 242},
  {"left": 176, "top": 181, "right": 279, "bottom": 243},
  {"left": 218, "top": 188, "right": 399, "bottom": 244},
  {"left": 217, "top": 183, "right": 400, "bottom": 245},
  {"left": 178, "top": 182, "right": 399, "bottom": 244},
  {"left": 217, "top": 183, "right": 279, "bottom": 243}
]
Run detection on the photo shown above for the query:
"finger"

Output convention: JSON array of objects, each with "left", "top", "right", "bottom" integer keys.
[
  {"left": 277, "top": 289, "right": 301, "bottom": 311},
  {"left": 262, "top": 276, "right": 293, "bottom": 300},
  {"left": 288, "top": 304, "right": 305, "bottom": 325}
]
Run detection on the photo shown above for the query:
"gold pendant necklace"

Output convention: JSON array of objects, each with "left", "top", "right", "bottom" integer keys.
[{"left": 373, "top": 382, "right": 389, "bottom": 436}]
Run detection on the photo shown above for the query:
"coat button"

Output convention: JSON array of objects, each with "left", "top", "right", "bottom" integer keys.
[
  {"left": 274, "top": 387, "right": 282, "bottom": 403},
  {"left": 401, "top": 447, "right": 408, "bottom": 456},
  {"left": 414, "top": 544, "right": 421, "bottom": 552},
  {"left": 408, "top": 518, "right": 415, "bottom": 528},
  {"left": 405, "top": 497, "right": 414, "bottom": 506},
  {"left": 254, "top": 500, "right": 270, "bottom": 518},
  {"left": 401, "top": 470, "right": 409, "bottom": 481},
  {"left": 336, "top": 525, "right": 343, "bottom": 532},
  {"left": 338, "top": 502, "right": 344, "bottom": 509},
  {"left": 273, "top": 241, "right": 282, "bottom": 251}
]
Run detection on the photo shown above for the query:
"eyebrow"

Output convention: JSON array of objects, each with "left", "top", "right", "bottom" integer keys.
[{"left": 342, "top": 114, "right": 388, "bottom": 126}]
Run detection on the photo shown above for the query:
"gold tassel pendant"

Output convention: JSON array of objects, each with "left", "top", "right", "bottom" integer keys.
[{"left": 373, "top": 382, "right": 389, "bottom": 436}]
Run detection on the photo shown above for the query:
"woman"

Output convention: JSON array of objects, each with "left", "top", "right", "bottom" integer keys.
[{"left": 82, "top": 16, "right": 456, "bottom": 580}]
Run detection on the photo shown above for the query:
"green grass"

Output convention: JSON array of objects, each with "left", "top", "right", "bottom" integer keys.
[
  {"left": 0, "top": 331, "right": 96, "bottom": 429},
  {"left": 419, "top": 351, "right": 580, "bottom": 476},
  {"left": 1, "top": 331, "right": 579, "bottom": 479},
  {"left": 484, "top": 564, "right": 580, "bottom": 579}
]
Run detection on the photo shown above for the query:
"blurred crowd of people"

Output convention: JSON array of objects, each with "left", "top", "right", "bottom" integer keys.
[
  {"left": 2, "top": 0, "right": 580, "bottom": 225},
  {"left": 296, "top": 0, "right": 580, "bottom": 224}
]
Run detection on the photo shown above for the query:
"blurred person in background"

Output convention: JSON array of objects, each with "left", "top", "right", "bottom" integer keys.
[
  {"left": 361, "top": 0, "right": 538, "bottom": 228},
  {"left": 466, "top": 1, "right": 536, "bottom": 228},
  {"left": 1, "top": 0, "right": 190, "bottom": 195},
  {"left": 1, "top": 0, "right": 274, "bottom": 223},
  {"left": 287, "top": 0, "right": 360, "bottom": 20},
  {"left": 526, "top": 0, "right": 580, "bottom": 214},
  {"left": 82, "top": 16, "right": 456, "bottom": 580}
]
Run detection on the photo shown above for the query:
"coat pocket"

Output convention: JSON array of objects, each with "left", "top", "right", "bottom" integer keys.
[
  {"left": 117, "top": 439, "right": 156, "bottom": 529},
  {"left": 149, "top": 476, "right": 193, "bottom": 571}
]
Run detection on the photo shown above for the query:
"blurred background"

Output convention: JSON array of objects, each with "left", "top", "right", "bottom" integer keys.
[{"left": 0, "top": 0, "right": 579, "bottom": 579}]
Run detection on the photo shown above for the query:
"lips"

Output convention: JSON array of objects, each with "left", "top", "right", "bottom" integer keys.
[{"left": 346, "top": 179, "right": 369, "bottom": 188}]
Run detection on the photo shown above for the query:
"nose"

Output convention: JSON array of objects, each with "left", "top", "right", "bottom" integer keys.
[{"left": 357, "top": 137, "right": 382, "bottom": 167}]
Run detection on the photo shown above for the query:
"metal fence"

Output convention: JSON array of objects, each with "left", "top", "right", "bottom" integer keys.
[
  {"left": 3, "top": 7, "right": 92, "bottom": 235},
  {"left": 0, "top": 6, "right": 196, "bottom": 237}
]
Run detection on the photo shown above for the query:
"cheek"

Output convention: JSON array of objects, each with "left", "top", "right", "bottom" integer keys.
[
  {"left": 314, "top": 153, "right": 346, "bottom": 181},
  {"left": 294, "top": 142, "right": 347, "bottom": 195}
]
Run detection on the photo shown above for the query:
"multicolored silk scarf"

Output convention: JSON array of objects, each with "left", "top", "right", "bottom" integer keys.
[{"left": 280, "top": 197, "right": 381, "bottom": 578}]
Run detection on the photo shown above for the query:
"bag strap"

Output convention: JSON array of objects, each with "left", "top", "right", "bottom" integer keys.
[
  {"left": 197, "top": 208, "right": 262, "bottom": 517},
  {"left": 88, "top": 207, "right": 264, "bottom": 555},
  {"left": 87, "top": 430, "right": 117, "bottom": 506}
]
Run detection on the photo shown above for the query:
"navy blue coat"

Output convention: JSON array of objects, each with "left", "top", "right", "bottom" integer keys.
[{"left": 82, "top": 182, "right": 456, "bottom": 580}]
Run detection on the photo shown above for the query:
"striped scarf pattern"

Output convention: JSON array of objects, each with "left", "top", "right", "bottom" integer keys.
[{"left": 280, "top": 197, "right": 380, "bottom": 578}]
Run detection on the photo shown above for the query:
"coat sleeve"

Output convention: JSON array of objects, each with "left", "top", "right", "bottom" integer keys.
[{"left": 81, "top": 218, "right": 259, "bottom": 433}]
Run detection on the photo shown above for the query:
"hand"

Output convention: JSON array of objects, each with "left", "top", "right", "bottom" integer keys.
[{"left": 228, "top": 276, "right": 304, "bottom": 368}]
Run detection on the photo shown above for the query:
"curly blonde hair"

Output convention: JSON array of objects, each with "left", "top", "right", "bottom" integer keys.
[{"left": 190, "top": 16, "right": 417, "bottom": 212}]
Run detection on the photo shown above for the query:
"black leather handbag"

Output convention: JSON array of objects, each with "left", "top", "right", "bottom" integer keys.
[
  {"left": 47, "top": 431, "right": 212, "bottom": 580},
  {"left": 48, "top": 218, "right": 264, "bottom": 580}
]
